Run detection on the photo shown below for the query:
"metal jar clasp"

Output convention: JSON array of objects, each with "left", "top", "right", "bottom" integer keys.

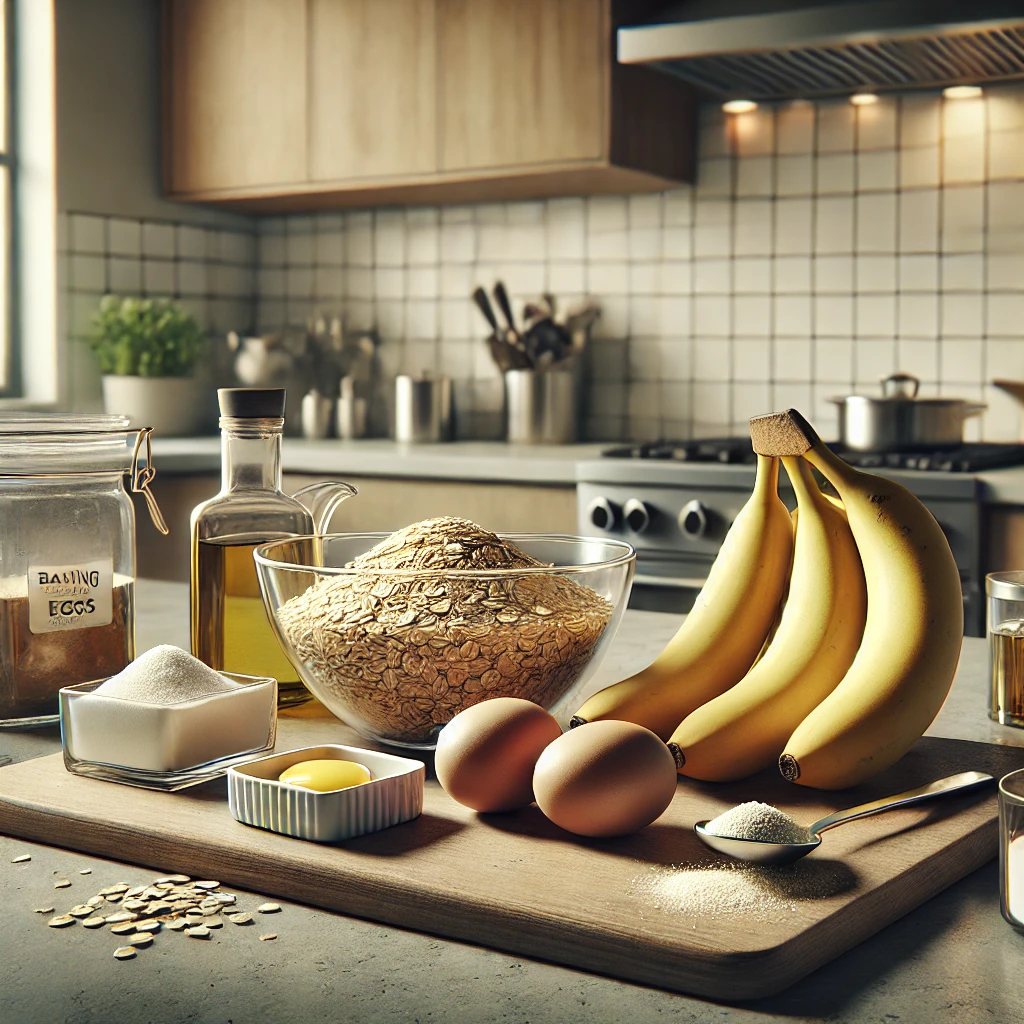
[{"left": 130, "top": 428, "right": 170, "bottom": 535}]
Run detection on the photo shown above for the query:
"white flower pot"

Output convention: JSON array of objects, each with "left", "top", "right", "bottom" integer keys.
[{"left": 101, "top": 375, "right": 208, "bottom": 437}]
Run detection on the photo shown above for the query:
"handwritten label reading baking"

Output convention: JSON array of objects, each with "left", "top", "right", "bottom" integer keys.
[{"left": 28, "top": 560, "right": 113, "bottom": 634}]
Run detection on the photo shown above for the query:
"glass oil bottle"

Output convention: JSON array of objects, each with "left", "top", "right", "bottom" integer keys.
[{"left": 191, "top": 388, "right": 353, "bottom": 707}]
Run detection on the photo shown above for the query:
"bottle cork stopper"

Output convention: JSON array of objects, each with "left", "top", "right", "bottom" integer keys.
[{"left": 749, "top": 409, "right": 821, "bottom": 457}]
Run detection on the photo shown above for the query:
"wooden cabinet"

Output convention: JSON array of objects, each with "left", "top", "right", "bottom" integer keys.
[
  {"left": 438, "top": 0, "right": 604, "bottom": 171},
  {"left": 310, "top": 0, "right": 438, "bottom": 181},
  {"left": 163, "top": 0, "right": 696, "bottom": 210},
  {"left": 163, "top": 0, "right": 308, "bottom": 192}
]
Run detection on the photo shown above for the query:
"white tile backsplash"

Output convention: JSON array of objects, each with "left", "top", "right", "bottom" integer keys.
[
  {"left": 58, "top": 83, "right": 1018, "bottom": 439},
  {"left": 63, "top": 213, "right": 259, "bottom": 411}
]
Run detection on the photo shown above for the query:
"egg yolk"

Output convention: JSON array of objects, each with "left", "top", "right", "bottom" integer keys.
[{"left": 278, "top": 759, "right": 372, "bottom": 792}]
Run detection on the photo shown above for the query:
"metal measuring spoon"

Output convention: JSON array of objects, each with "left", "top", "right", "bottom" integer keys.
[{"left": 694, "top": 771, "right": 994, "bottom": 866}]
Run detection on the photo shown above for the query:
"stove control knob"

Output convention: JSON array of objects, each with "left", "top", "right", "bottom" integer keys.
[
  {"left": 587, "top": 497, "right": 620, "bottom": 531},
  {"left": 623, "top": 499, "right": 653, "bottom": 534},
  {"left": 679, "top": 500, "right": 709, "bottom": 540}
]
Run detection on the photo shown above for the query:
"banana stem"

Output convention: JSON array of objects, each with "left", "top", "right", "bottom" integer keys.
[
  {"left": 754, "top": 454, "right": 780, "bottom": 496},
  {"left": 799, "top": 442, "right": 862, "bottom": 497},
  {"left": 781, "top": 456, "right": 817, "bottom": 506}
]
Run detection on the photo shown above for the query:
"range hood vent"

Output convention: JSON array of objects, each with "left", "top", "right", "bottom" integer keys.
[{"left": 618, "top": 1, "right": 1024, "bottom": 100}]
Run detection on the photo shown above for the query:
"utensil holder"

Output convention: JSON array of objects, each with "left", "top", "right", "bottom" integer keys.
[{"left": 504, "top": 366, "right": 580, "bottom": 444}]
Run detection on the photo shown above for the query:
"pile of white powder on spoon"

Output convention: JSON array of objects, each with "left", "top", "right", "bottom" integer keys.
[{"left": 704, "top": 801, "right": 810, "bottom": 844}]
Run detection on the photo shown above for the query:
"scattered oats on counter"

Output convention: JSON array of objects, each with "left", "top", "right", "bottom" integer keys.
[
  {"left": 11, "top": 854, "right": 31, "bottom": 863},
  {"left": 37, "top": 871, "right": 284, "bottom": 959}
]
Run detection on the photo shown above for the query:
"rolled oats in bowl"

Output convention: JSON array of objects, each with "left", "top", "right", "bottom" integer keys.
[{"left": 257, "top": 518, "right": 634, "bottom": 748}]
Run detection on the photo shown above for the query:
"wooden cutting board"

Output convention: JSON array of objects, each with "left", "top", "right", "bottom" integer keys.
[{"left": 1, "top": 710, "right": 1022, "bottom": 1001}]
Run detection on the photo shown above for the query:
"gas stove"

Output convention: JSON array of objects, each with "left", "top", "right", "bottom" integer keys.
[
  {"left": 602, "top": 437, "right": 1024, "bottom": 473},
  {"left": 578, "top": 436, "right": 1001, "bottom": 636}
]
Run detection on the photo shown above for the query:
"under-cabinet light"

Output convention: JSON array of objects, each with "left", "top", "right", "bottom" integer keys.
[
  {"left": 943, "top": 85, "right": 983, "bottom": 99},
  {"left": 722, "top": 99, "right": 757, "bottom": 114},
  {"left": 850, "top": 93, "right": 879, "bottom": 106}
]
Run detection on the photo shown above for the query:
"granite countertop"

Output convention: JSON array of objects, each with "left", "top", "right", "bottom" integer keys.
[
  {"left": 2, "top": 580, "right": 1023, "bottom": 1024},
  {"left": 150, "top": 436, "right": 1024, "bottom": 503}
]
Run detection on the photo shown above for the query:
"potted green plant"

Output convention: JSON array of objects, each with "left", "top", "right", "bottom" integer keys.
[{"left": 89, "top": 295, "right": 208, "bottom": 436}]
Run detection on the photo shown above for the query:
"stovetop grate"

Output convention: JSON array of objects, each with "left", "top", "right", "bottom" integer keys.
[{"left": 601, "top": 439, "right": 1024, "bottom": 473}]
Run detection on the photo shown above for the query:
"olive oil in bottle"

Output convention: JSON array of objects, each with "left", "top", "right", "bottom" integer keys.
[
  {"left": 190, "top": 389, "right": 313, "bottom": 707},
  {"left": 192, "top": 535, "right": 302, "bottom": 699}
]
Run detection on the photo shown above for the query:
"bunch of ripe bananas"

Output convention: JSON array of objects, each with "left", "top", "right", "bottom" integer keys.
[{"left": 571, "top": 409, "right": 964, "bottom": 790}]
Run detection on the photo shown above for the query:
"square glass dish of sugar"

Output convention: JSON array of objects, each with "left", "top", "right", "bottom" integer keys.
[
  {"left": 227, "top": 744, "right": 424, "bottom": 842},
  {"left": 60, "top": 652, "right": 278, "bottom": 791}
]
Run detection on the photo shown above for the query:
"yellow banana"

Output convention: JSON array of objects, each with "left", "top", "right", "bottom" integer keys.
[
  {"left": 570, "top": 454, "right": 793, "bottom": 740},
  {"left": 750, "top": 409, "right": 963, "bottom": 790},
  {"left": 666, "top": 457, "right": 866, "bottom": 781}
]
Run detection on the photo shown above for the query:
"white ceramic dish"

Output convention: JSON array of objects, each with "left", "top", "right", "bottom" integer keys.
[
  {"left": 60, "top": 673, "right": 277, "bottom": 791},
  {"left": 227, "top": 744, "right": 425, "bottom": 842}
]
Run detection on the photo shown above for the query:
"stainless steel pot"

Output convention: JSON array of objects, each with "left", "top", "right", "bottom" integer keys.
[{"left": 831, "top": 373, "right": 986, "bottom": 452}]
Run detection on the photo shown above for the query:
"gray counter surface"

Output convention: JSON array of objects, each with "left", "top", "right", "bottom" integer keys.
[
  {"left": 2, "top": 579, "right": 1023, "bottom": 1024},
  {"left": 152, "top": 437, "right": 605, "bottom": 484},
  {"left": 151, "top": 436, "right": 1024, "bottom": 504}
]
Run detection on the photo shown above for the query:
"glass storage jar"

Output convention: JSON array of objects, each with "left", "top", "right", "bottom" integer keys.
[
  {"left": 0, "top": 415, "right": 167, "bottom": 726},
  {"left": 988, "top": 571, "right": 1024, "bottom": 728}
]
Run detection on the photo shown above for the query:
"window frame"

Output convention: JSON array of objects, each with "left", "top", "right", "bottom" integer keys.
[{"left": 0, "top": 0, "right": 57, "bottom": 407}]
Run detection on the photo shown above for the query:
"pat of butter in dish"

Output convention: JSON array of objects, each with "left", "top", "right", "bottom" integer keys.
[
  {"left": 279, "top": 759, "right": 373, "bottom": 792},
  {"left": 62, "top": 646, "right": 276, "bottom": 773}
]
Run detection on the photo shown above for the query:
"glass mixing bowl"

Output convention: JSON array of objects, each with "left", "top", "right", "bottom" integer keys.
[{"left": 254, "top": 533, "right": 635, "bottom": 750}]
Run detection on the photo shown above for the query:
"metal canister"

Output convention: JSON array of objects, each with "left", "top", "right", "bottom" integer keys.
[{"left": 394, "top": 375, "right": 452, "bottom": 443}]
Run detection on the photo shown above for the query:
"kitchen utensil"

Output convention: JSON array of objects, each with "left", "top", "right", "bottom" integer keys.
[
  {"left": 505, "top": 366, "right": 580, "bottom": 443},
  {"left": 487, "top": 335, "right": 517, "bottom": 373},
  {"left": 831, "top": 373, "right": 986, "bottom": 452},
  {"left": 471, "top": 287, "right": 501, "bottom": 337},
  {"left": 695, "top": 770, "right": 994, "bottom": 865},
  {"left": 254, "top": 534, "right": 635, "bottom": 748},
  {"left": 394, "top": 375, "right": 453, "bottom": 443},
  {"left": 523, "top": 318, "right": 572, "bottom": 369},
  {"left": 301, "top": 389, "right": 334, "bottom": 439},
  {"left": 228, "top": 744, "right": 424, "bottom": 842},
  {"left": 564, "top": 302, "right": 600, "bottom": 356},
  {"left": 3, "top": 734, "right": 1017, "bottom": 1000},
  {"left": 987, "top": 571, "right": 1024, "bottom": 727},
  {"left": 492, "top": 281, "right": 519, "bottom": 343},
  {"left": 999, "top": 767, "right": 1024, "bottom": 928},
  {"left": 993, "top": 379, "right": 1024, "bottom": 406}
]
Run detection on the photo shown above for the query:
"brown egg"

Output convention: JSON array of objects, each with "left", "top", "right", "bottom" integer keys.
[
  {"left": 434, "top": 698, "right": 562, "bottom": 813},
  {"left": 532, "top": 720, "right": 677, "bottom": 837}
]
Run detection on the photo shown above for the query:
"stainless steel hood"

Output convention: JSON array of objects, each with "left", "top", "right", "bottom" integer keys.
[{"left": 617, "top": 0, "right": 1024, "bottom": 100}]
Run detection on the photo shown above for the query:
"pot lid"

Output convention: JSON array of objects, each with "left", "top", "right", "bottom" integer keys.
[{"left": 829, "top": 373, "right": 982, "bottom": 408}]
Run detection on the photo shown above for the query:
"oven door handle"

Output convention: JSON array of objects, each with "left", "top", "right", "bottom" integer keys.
[{"left": 633, "top": 572, "right": 708, "bottom": 590}]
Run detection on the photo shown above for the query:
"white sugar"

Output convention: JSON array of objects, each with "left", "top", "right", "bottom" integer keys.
[
  {"left": 705, "top": 801, "right": 809, "bottom": 845},
  {"left": 96, "top": 645, "right": 238, "bottom": 703},
  {"left": 69, "top": 646, "right": 274, "bottom": 773}
]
